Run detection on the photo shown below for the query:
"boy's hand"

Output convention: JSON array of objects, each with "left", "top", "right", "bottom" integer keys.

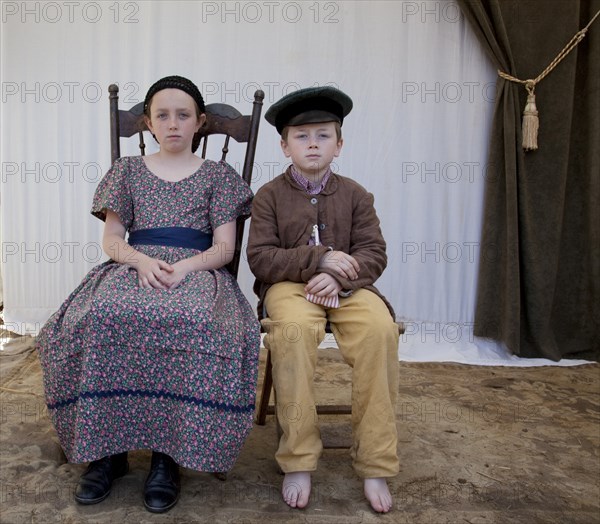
[
  {"left": 305, "top": 273, "right": 342, "bottom": 297},
  {"left": 318, "top": 250, "right": 360, "bottom": 280}
]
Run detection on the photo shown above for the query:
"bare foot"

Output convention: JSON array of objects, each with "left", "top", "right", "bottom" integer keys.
[
  {"left": 282, "top": 471, "right": 311, "bottom": 509},
  {"left": 364, "top": 477, "right": 393, "bottom": 513}
]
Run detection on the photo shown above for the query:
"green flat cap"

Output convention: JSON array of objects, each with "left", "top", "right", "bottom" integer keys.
[{"left": 265, "top": 86, "right": 353, "bottom": 134}]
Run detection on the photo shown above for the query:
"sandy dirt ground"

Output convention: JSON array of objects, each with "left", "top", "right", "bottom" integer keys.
[{"left": 1, "top": 333, "right": 599, "bottom": 524}]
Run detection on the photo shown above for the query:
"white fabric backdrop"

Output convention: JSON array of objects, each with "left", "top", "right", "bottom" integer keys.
[{"left": 5, "top": 0, "right": 570, "bottom": 365}]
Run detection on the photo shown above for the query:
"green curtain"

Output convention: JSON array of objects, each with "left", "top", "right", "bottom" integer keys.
[{"left": 457, "top": 0, "right": 600, "bottom": 360}]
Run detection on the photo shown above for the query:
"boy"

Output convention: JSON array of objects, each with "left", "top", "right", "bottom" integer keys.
[{"left": 247, "top": 87, "right": 399, "bottom": 513}]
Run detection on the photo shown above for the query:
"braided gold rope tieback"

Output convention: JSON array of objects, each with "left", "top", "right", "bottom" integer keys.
[{"left": 498, "top": 8, "right": 600, "bottom": 151}]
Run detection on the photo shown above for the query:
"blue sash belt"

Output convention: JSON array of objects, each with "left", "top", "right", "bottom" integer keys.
[{"left": 128, "top": 227, "right": 213, "bottom": 251}]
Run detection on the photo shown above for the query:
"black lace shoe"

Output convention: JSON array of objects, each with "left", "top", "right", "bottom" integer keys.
[
  {"left": 143, "top": 452, "right": 181, "bottom": 513},
  {"left": 74, "top": 452, "right": 129, "bottom": 505}
]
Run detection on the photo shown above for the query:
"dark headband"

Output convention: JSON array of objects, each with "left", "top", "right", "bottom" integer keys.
[{"left": 143, "top": 75, "right": 205, "bottom": 115}]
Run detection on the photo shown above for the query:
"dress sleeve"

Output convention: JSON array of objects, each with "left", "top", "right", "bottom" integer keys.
[
  {"left": 90, "top": 157, "right": 134, "bottom": 230},
  {"left": 209, "top": 161, "right": 253, "bottom": 229}
]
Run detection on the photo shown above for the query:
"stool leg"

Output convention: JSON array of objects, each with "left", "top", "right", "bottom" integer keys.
[{"left": 256, "top": 349, "right": 273, "bottom": 425}]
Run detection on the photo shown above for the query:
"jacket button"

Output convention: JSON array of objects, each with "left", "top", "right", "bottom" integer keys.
[
  {"left": 310, "top": 197, "right": 318, "bottom": 204},
  {"left": 320, "top": 223, "right": 326, "bottom": 230}
]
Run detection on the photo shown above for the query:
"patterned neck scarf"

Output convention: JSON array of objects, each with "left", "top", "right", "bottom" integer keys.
[{"left": 290, "top": 165, "right": 332, "bottom": 195}]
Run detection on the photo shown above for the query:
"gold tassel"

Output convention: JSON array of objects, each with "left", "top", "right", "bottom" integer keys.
[
  {"left": 498, "top": 9, "right": 600, "bottom": 151},
  {"left": 522, "top": 85, "right": 539, "bottom": 151}
]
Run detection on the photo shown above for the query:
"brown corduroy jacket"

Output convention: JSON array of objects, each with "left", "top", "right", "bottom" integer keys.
[{"left": 247, "top": 167, "right": 395, "bottom": 319}]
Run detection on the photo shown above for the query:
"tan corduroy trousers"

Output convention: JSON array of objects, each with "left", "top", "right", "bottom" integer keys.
[{"left": 262, "top": 282, "right": 399, "bottom": 478}]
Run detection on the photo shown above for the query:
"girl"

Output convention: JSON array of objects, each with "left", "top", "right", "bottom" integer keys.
[{"left": 37, "top": 76, "right": 261, "bottom": 513}]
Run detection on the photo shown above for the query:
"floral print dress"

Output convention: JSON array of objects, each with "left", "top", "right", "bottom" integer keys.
[{"left": 37, "top": 156, "right": 261, "bottom": 472}]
